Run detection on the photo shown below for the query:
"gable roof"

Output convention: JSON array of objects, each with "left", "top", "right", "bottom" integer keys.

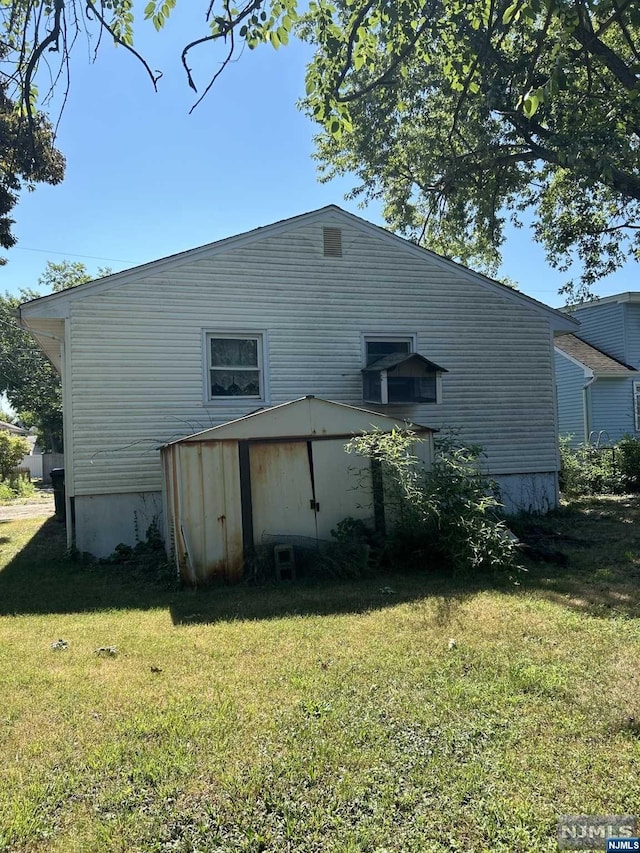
[
  {"left": 18, "top": 205, "right": 577, "bottom": 332},
  {"left": 554, "top": 333, "right": 638, "bottom": 376},
  {"left": 163, "top": 396, "right": 434, "bottom": 446}
]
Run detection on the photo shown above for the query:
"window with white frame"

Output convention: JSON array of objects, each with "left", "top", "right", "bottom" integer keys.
[
  {"left": 364, "top": 336, "right": 413, "bottom": 366},
  {"left": 634, "top": 381, "right": 640, "bottom": 431},
  {"left": 206, "top": 333, "right": 264, "bottom": 400}
]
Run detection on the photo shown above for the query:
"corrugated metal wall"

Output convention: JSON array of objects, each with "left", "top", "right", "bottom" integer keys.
[{"left": 165, "top": 435, "right": 381, "bottom": 584}]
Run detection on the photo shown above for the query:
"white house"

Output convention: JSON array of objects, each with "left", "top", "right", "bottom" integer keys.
[{"left": 19, "top": 206, "right": 577, "bottom": 558}]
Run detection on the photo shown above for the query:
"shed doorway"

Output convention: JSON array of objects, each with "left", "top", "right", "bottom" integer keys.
[{"left": 248, "top": 438, "right": 374, "bottom": 545}]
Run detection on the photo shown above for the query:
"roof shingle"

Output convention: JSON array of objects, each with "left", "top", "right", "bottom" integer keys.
[{"left": 554, "top": 334, "right": 637, "bottom": 375}]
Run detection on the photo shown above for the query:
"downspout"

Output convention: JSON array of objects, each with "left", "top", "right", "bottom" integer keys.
[{"left": 583, "top": 374, "right": 596, "bottom": 443}]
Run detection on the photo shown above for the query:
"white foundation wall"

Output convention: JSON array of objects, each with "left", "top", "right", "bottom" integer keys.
[
  {"left": 73, "top": 474, "right": 557, "bottom": 560},
  {"left": 74, "top": 491, "right": 163, "bottom": 558},
  {"left": 492, "top": 472, "right": 558, "bottom": 515}
]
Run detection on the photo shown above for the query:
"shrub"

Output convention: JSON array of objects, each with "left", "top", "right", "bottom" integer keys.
[
  {"left": 0, "top": 476, "right": 35, "bottom": 502},
  {"left": 100, "top": 520, "right": 176, "bottom": 586},
  {"left": 558, "top": 436, "right": 622, "bottom": 496},
  {"left": 346, "top": 429, "right": 518, "bottom": 576},
  {"left": 557, "top": 434, "right": 640, "bottom": 496},
  {"left": 0, "top": 432, "right": 30, "bottom": 481},
  {"left": 616, "top": 435, "right": 640, "bottom": 492}
]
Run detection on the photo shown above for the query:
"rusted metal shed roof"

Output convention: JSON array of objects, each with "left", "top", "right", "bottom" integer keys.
[{"left": 164, "top": 396, "right": 434, "bottom": 446}]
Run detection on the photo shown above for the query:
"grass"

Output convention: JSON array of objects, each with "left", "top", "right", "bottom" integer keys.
[{"left": 0, "top": 497, "right": 639, "bottom": 852}]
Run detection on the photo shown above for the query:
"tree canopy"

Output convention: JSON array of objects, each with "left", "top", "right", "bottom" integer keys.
[
  {"left": 0, "top": 58, "right": 64, "bottom": 257},
  {"left": 301, "top": 0, "right": 640, "bottom": 298},
  {"left": 3, "top": 0, "right": 640, "bottom": 295}
]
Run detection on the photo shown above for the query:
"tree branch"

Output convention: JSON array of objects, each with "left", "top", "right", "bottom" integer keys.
[
  {"left": 572, "top": 3, "right": 639, "bottom": 91},
  {"left": 84, "top": 0, "right": 162, "bottom": 91}
]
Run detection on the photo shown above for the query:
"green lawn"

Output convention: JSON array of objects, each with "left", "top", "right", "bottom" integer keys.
[{"left": 1, "top": 498, "right": 639, "bottom": 852}]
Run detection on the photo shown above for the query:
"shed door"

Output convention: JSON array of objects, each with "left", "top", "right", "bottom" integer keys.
[
  {"left": 250, "top": 441, "right": 318, "bottom": 544},
  {"left": 311, "top": 439, "right": 374, "bottom": 540}
]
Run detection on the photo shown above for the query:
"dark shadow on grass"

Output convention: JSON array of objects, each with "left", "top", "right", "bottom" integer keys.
[
  {"left": 3, "top": 498, "right": 639, "bottom": 624},
  {"left": 0, "top": 516, "right": 484, "bottom": 623},
  {"left": 0, "top": 518, "right": 174, "bottom": 616},
  {"left": 167, "top": 573, "right": 482, "bottom": 626}
]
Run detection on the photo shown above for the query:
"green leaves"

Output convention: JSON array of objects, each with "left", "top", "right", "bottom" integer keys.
[
  {"left": 143, "top": 0, "right": 175, "bottom": 31},
  {"left": 301, "top": 0, "right": 640, "bottom": 296},
  {"left": 521, "top": 87, "right": 544, "bottom": 118},
  {"left": 2, "top": 0, "right": 640, "bottom": 300}
]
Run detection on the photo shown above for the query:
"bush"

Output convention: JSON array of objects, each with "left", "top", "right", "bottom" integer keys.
[
  {"left": 0, "top": 432, "right": 30, "bottom": 481},
  {"left": 0, "top": 476, "right": 35, "bottom": 502},
  {"left": 346, "top": 429, "right": 519, "bottom": 576},
  {"left": 100, "top": 520, "right": 176, "bottom": 586},
  {"left": 558, "top": 436, "right": 622, "bottom": 496},
  {"left": 558, "top": 434, "right": 640, "bottom": 496},
  {"left": 616, "top": 435, "right": 640, "bottom": 492}
]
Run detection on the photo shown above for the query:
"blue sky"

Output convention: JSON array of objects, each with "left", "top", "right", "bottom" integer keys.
[{"left": 3, "top": 11, "right": 637, "bottom": 307}]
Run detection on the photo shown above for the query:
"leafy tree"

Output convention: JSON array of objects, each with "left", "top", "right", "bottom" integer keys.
[
  {"left": 0, "top": 50, "right": 64, "bottom": 257},
  {"left": 38, "top": 260, "right": 111, "bottom": 292},
  {"left": 3, "top": 0, "right": 640, "bottom": 295},
  {"left": 300, "top": 0, "right": 640, "bottom": 298},
  {"left": 0, "top": 430, "right": 30, "bottom": 480},
  {"left": 0, "top": 261, "right": 109, "bottom": 451}
]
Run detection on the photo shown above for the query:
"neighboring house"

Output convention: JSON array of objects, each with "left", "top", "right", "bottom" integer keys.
[
  {"left": 555, "top": 293, "right": 640, "bottom": 445},
  {"left": 18, "top": 205, "right": 576, "bottom": 558},
  {"left": 0, "top": 420, "right": 29, "bottom": 437}
]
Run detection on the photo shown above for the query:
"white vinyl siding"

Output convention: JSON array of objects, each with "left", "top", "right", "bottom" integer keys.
[
  {"left": 63, "top": 218, "right": 559, "bottom": 496},
  {"left": 634, "top": 381, "right": 640, "bottom": 432}
]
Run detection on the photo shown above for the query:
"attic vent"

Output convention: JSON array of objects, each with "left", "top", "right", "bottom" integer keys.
[{"left": 323, "top": 227, "right": 343, "bottom": 257}]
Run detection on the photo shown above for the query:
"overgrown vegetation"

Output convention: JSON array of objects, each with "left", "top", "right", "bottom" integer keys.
[
  {"left": 0, "top": 475, "right": 34, "bottom": 503},
  {"left": 1, "top": 498, "right": 640, "bottom": 851},
  {"left": 0, "top": 432, "right": 29, "bottom": 480},
  {"left": 0, "top": 432, "right": 34, "bottom": 502},
  {"left": 346, "top": 430, "right": 518, "bottom": 577},
  {"left": 559, "top": 434, "right": 640, "bottom": 496},
  {"left": 98, "top": 519, "right": 176, "bottom": 587}
]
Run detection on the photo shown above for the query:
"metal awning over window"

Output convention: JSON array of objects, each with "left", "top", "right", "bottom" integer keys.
[{"left": 362, "top": 353, "right": 447, "bottom": 405}]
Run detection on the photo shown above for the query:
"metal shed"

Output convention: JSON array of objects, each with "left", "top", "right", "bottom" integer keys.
[{"left": 162, "top": 396, "right": 434, "bottom": 585}]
